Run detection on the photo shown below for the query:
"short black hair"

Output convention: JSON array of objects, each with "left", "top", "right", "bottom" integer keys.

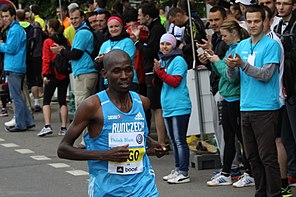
[
  {"left": 209, "top": 6, "right": 227, "bottom": 19},
  {"left": 245, "top": 5, "right": 265, "bottom": 21},
  {"left": 122, "top": 7, "right": 138, "bottom": 23},
  {"left": 103, "top": 49, "right": 132, "bottom": 71},
  {"left": 138, "top": 3, "right": 159, "bottom": 19},
  {"left": 30, "top": 4, "right": 40, "bottom": 15},
  {"left": 167, "top": 7, "right": 185, "bottom": 19},
  {"left": 262, "top": 5, "right": 272, "bottom": 20},
  {"left": 1, "top": 5, "right": 16, "bottom": 17},
  {"left": 97, "top": 9, "right": 111, "bottom": 19}
]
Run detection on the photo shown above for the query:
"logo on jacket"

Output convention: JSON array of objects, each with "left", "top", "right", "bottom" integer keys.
[{"left": 134, "top": 112, "right": 144, "bottom": 120}]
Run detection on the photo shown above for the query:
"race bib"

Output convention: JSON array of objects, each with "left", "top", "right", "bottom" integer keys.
[
  {"left": 247, "top": 54, "right": 255, "bottom": 66},
  {"left": 108, "top": 132, "right": 145, "bottom": 175}
]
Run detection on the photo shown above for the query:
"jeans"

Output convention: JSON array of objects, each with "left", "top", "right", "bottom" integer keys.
[
  {"left": 281, "top": 102, "right": 296, "bottom": 178},
  {"left": 164, "top": 114, "right": 190, "bottom": 174},
  {"left": 7, "top": 72, "right": 34, "bottom": 129}
]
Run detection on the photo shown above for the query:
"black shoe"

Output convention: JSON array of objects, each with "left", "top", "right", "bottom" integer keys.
[
  {"left": 5, "top": 126, "right": 26, "bottom": 132},
  {"left": 34, "top": 105, "right": 42, "bottom": 112},
  {"left": 27, "top": 124, "right": 35, "bottom": 129}
]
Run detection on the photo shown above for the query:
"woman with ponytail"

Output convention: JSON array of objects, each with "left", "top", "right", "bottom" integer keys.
[{"left": 37, "top": 19, "right": 70, "bottom": 137}]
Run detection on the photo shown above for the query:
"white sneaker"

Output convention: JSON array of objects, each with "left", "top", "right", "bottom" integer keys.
[
  {"left": 163, "top": 169, "right": 179, "bottom": 181},
  {"left": 207, "top": 172, "right": 232, "bottom": 186},
  {"left": 58, "top": 128, "right": 67, "bottom": 136},
  {"left": 5, "top": 116, "right": 15, "bottom": 127},
  {"left": 167, "top": 172, "right": 190, "bottom": 184},
  {"left": 37, "top": 126, "right": 53, "bottom": 137},
  {"left": 232, "top": 172, "right": 255, "bottom": 188}
]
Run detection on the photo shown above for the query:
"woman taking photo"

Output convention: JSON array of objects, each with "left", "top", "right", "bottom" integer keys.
[{"left": 37, "top": 19, "right": 70, "bottom": 137}]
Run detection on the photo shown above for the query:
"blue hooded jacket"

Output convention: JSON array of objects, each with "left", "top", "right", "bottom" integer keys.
[{"left": 0, "top": 20, "right": 27, "bottom": 73}]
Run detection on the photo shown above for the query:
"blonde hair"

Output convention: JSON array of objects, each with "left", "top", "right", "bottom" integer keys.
[{"left": 220, "top": 19, "right": 249, "bottom": 40}]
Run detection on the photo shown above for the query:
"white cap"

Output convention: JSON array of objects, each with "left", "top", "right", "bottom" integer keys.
[
  {"left": 68, "top": 3, "right": 79, "bottom": 11},
  {"left": 235, "top": 0, "right": 256, "bottom": 5}
]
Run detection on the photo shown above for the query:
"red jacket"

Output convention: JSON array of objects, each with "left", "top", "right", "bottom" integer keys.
[{"left": 42, "top": 38, "right": 68, "bottom": 80}]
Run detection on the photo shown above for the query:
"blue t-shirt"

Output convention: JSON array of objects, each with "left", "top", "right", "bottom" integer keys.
[
  {"left": 99, "top": 37, "right": 138, "bottom": 84},
  {"left": 71, "top": 24, "right": 97, "bottom": 77},
  {"left": 84, "top": 90, "right": 158, "bottom": 197},
  {"left": 236, "top": 35, "right": 281, "bottom": 111},
  {"left": 160, "top": 56, "right": 191, "bottom": 117}
]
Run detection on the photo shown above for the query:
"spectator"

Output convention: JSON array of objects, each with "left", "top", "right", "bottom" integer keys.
[
  {"left": 154, "top": 33, "right": 191, "bottom": 184},
  {"left": 131, "top": 3, "right": 167, "bottom": 146},
  {"left": 1, "top": 5, "right": 35, "bottom": 132},
  {"left": 167, "top": 7, "right": 206, "bottom": 69},
  {"left": 37, "top": 18, "right": 70, "bottom": 137},
  {"left": 30, "top": 4, "right": 46, "bottom": 31},
  {"left": 198, "top": 20, "right": 253, "bottom": 187},
  {"left": 96, "top": 9, "right": 110, "bottom": 39},
  {"left": 263, "top": 5, "right": 292, "bottom": 196},
  {"left": 51, "top": 7, "right": 99, "bottom": 148},
  {"left": 98, "top": 15, "right": 138, "bottom": 91},
  {"left": 274, "top": 0, "right": 296, "bottom": 190},
  {"left": 56, "top": 5, "right": 71, "bottom": 29},
  {"left": 226, "top": 5, "right": 282, "bottom": 196}
]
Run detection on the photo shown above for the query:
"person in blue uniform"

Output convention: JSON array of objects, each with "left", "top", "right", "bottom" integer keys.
[{"left": 57, "top": 49, "right": 167, "bottom": 197}]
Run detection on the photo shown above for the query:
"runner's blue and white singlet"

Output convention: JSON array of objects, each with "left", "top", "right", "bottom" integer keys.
[{"left": 84, "top": 90, "right": 158, "bottom": 197}]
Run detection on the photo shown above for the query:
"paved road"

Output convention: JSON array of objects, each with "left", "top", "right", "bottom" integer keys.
[{"left": 0, "top": 103, "right": 294, "bottom": 197}]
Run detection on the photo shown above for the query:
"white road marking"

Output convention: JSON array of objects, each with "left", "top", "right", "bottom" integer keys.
[
  {"left": 0, "top": 138, "right": 5, "bottom": 142},
  {"left": 48, "top": 163, "right": 70, "bottom": 168},
  {"left": 66, "top": 170, "right": 89, "bottom": 176},
  {"left": 30, "top": 155, "right": 51, "bottom": 160},
  {"left": 15, "top": 149, "right": 35, "bottom": 154},
  {"left": 1, "top": 143, "right": 19, "bottom": 147}
]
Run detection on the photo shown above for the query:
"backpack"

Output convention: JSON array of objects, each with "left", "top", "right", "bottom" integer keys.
[
  {"left": 52, "top": 54, "right": 72, "bottom": 75},
  {"left": 23, "top": 24, "right": 34, "bottom": 60},
  {"left": 80, "top": 26, "right": 104, "bottom": 61},
  {"left": 50, "top": 35, "right": 72, "bottom": 75}
]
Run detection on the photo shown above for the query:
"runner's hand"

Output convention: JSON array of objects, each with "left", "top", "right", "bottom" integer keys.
[{"left": 104, "top": 144, "right": 130, "bottom": 162}]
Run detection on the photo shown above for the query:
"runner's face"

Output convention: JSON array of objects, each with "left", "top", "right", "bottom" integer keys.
[{"left": 107, "top": 60, "right": 134, "bottom": 92}]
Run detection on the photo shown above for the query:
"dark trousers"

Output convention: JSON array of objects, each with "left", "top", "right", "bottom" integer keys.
[
  {"left": 222, "top": 100, "right": 251, "bottom": 174},
  {"left": 241, "top": 111, "right": 281, "bottom": 197},
  {"left": 281, "top": 101, "right": 296, "bottom": 178}
]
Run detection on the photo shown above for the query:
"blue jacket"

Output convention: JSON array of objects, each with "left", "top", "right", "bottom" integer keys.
[{"left": 0, "top": 20, "right": 27, "bottom": 73}]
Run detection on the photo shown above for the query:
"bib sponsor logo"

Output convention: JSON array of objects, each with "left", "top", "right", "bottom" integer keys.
[
  {"left": 111, "top": 122, "right": 145, "bottom": 133},
  {"left": 116, "top": 166, "right": 124, "bottom": 173},
  {"left": 108, "top": 114, "right": 121, "bottom": 120},
  {"left": 125, "top": 167, "right": 138, "bottom": 172},
  {"left": 136, "top": 134, "right": 143, "bottom": 144}
]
